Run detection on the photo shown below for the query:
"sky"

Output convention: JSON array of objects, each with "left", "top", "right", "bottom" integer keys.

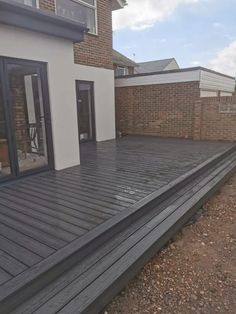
[{"left": 112, "top": 0, "right": 236, "bottom": 76}]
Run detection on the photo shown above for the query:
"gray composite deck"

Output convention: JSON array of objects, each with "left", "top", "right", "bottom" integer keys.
[{"left": 0, "top": 136, "right": 233, "bottom": 286}]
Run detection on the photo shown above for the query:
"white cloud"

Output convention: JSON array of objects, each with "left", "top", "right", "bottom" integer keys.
[
  {"left": 208, "top": 41, "right": 236, "bottom": 77},
  {"left": 212, "top": 22, "right": 223, "bottom": 28},
  {"left": 159, "top": 38, "right": 167, "bottom": 44},
  {"left": 191, "top": 60, "right": 201, "bottom": 66},
  {"left": 113, "top": 0, "right": 203, "bottom": 31}
]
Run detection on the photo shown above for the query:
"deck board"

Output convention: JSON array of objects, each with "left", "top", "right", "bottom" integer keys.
[
  {"left": 0, "top": 223, "right": 55, "bottom": 258},
  {"left": 0, "top": 250, "right": 27, "bottom": 277},
  {"left": 0, "top": 268, "right": 12, "bottom": 286},
  {"left": 21, "top": 153, "right": 236, "bottom": 314},
  {"left": 35, "top": 174, "right": 141, "bottom": 202},
  {"left": 0, "top": 136, "right": 233, "bottom": 300},
  {"left": 0, "top": 235, "right": 42, "bottom": 267}
]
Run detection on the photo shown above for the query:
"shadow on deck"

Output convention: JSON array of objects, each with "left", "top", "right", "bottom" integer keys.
[{"left": 0, "top": 136, "right": 235, "bottom": 313}]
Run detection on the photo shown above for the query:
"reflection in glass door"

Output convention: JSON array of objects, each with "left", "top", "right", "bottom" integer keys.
[
  {"left": 0, "top": 57, "right": 53, "bottom": 181},
  {"left": 76, "top": 81, "right": 96, "bottom": 142},
  {"left": 0, "top": 76, "right": 11, "bottom": 178},
  {"left": 6, "top": 62, "right": 50, "bottom": 174}
]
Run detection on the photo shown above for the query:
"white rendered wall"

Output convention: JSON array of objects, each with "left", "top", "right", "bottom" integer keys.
[
  {"left": 0, "top": 24, "right": 80, "bottom": 170},
  {"left": 73, "top": 64, "right": 116, "bottom": 142}
]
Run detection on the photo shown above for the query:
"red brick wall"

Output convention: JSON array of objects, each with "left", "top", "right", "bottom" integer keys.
[
  {"left": 193, "top": 96, "right": 236, "bottom": 141},
  {"left": 74, "top": 0, "right": 113, "bottom": 69},
  {"left": 39, "top": 0, "right": 113, "bottom": 69},
  {"left": 115, "top": 82, "right": 200, "bottom": 139},
  {"left": 39, "top": 0, "right": 55, "bottom": 12}
]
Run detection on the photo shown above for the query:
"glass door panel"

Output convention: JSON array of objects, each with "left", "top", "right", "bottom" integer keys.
[
  {"left": 7, "top": 63, "right": 49, "bottom": 173},
  {"left": 0, "top": 79, "right": 11, "bottom": 178},
  {"left": 77, "top": 81, "right": 95, "bottom": 142}
]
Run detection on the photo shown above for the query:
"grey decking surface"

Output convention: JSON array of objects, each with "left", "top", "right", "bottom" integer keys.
[
  {"left": 0, "top": 136, "right": 232, "bottom": 286},
  {"left": 11, "top": 149, "right": 236, "bottom": 314}
]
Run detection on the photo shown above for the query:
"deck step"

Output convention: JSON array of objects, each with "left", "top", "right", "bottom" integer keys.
[
  {"left": 1, "top": 147, "right": 236, "bottom": 313},
  {"left": 76, "top": 154, "right": 236, "bottom": 314}
]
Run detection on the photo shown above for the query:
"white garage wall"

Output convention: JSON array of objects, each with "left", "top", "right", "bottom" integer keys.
[
  {"left": 0, "top": 24, "right": 80, "bottom": 170},
  {"left": 73, "top": 64, "right": 116, "bottom": 142}
]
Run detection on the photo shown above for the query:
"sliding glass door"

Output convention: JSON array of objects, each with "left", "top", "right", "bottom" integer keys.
[{"left": 0, "top": 57, "right": 53, "bottom": 181}]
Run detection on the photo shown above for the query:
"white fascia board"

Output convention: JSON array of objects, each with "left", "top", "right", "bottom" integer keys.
[
  {"left": 199, "top": 70, "right": 236, "bottom": 92},
  {"left": 115, "top": 70, "right": 201, "bottom": 87}
]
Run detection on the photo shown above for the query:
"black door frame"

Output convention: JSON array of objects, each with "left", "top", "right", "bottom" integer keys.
[
  {"left": 0, "top": 56, "right": 54, "bottom": 183},
  {"left": 76, "top": 80, "right": 96, "bottom": 143}
]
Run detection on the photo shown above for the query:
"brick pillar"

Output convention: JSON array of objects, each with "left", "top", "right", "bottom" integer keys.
[{"left": 193, "top": 100, "right": 202, "bottom": 140}]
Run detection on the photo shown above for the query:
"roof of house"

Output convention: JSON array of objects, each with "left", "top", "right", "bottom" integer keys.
[
  {"left": 113, "top": 49, "right": 138, "bottom": 68},
  {"left": 136, "top": 58, "right": 179, "bottom": 73}
]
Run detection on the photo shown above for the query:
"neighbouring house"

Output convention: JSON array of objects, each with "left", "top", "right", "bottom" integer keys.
[
  {"left": 115, "top": 67, "right": 236, "bottom": 141},
  {"left": 0, "top": 0, "right": 126, "bottom": 182},
  {"left": 113, "top": 49, "right": 138, "bottom": 77},
  {"left": 135, "top": 58, "right": 180, "bottom": 74}
]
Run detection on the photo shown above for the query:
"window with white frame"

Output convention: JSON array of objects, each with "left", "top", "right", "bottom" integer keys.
[
  {"left": 56, "top": 0, "right": 97, "bottom": 35},
  {"left": 13, "top": 0, "right": 38, "bottom": 7},
  {"left": 115, "top": 66, "right": 129, "bottom": 77}
]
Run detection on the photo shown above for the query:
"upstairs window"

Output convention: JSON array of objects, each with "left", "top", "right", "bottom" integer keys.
[
  {"left": 56, "top": 0, "right": 97, "bottom": 35},
  {"left": 13, "top": 0, "right": 38, "bottom": 7},
  {"left": 115, "top": 66, "right": 129, "bottom": 77}
]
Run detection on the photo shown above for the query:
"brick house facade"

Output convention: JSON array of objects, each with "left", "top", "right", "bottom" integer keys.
[
  {"left": 38, "top": 0, "right": 113, "bottom": 69},
  {"left": 113, "top": 49, "right": 137, "bottom": 77}
]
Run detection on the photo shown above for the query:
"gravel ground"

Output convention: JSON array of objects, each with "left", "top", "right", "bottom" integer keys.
[{"left": 104, "top": 174, "right": 236, "bottom": 314}]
